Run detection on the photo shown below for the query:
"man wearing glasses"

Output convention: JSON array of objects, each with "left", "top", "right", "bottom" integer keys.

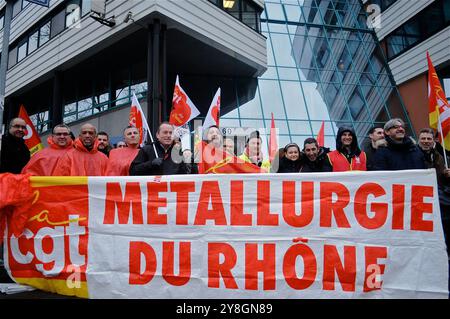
[
  {"left": 0, "top": 118, "right": 30, "bottom": 173},
  {"left": 22, "top": 124, "right": 73, "bottom": 176},
  {"left": 373, "top": 118, "right": 426, "bottom": 170},
  {"left": 53, "top": 123, "right": 108, "bottom": 176}
]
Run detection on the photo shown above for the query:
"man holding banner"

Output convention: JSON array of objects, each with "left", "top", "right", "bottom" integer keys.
[{"left": 0, "top": 118, "right": 30, "bottom": 174}]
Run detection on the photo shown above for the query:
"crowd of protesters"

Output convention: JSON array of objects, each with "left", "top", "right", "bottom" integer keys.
[{"left": 0, "top": 117, "right": 449, "bottom": 271}]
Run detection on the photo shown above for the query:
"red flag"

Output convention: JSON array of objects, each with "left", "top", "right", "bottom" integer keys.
[
  {"left": 169, "top": 75, "right": 200, "bottom": 127},
  {"left": 203, "top": 88, "right": 220, "bottom": 129},
  {"left": 427, "top": 52, "right": 450, "bottom": 150},
  {"left": 18, "top": 105, "right": 44, "bottom": 156},
  {"left": 128, "top": 93, "right": 151, "bottom": 146},
  {"left": 197, "top": 142, "right": 266, "bottom": 174},
  {"left": 269, "top": 113, "right": 278, "bottom": 163},
  {"left": 316, "top": 121, "right": 325, "bottom": 147}
]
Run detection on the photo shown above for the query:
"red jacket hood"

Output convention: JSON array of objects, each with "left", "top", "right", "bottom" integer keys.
[{"left": 73, "top": 138, "right": 99, "bottom": 153}]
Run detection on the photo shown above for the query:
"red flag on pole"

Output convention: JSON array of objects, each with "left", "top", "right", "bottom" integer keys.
[
  {"left": 427, "top": 52, "right": 450, "bottom": 152},
  {"left": 316, "top": 121, "right": 325, "bottom": 147},
  {"left": 169, "top": 75, "right": 200, "bottom": 127},
  {"left": 203, "top": 88, "right": 221, "bottom": 129},
  {"left": 129, "top": 93, "right": 152, "bottom": 147},
  {"left": 18, "top": 105, "right": 44, "bottom": 156},
  {"left": 269, "top": 112, "right": 278, "bottom": 163}
]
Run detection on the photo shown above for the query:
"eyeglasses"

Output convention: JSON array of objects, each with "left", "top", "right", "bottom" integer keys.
[
  {"left": 12, "top": 124, "right": 26, "bottom": 129},
  {"left": 53, "top": 132, "right": 69, "bottom": 136},
  {"left": 390, "top": 125, "right": 404, "bottom": 130}
]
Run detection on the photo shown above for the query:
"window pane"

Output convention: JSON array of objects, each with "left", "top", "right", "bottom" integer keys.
[
  {"left": 66, "top": 0, "right": 81, "bottom": 28},
  {"left": 81, "top": 0, "right": 91, "bottom": 17},
  {"left": 258, "top": 80, "right": 285, "bottom": 118},
  {"left": 8, "top": 47, "right": 17, "bottom": 68},
  {"left": 224, "top": 0, "right": 240, "bottom": 20},
  {"left": 280, "top": 81, "right": 308, "bottom": 119},
  {"left": 51, "top": 10, "right": 65, "bottom": 37},
  {"left": 28, "top": 30, "right": 39, "bottom": 53},
  {"left": 265, "top": 2, "right": 285, "bottom": 20},
  {"left": 12, "top": 0, "right": 21, "bottom": 18},
  {"left": 17, "top": 40, "right": 27, "bottom": 62},
  {"left": 40, "top": 21, "right": 51, "bottom": 45}
]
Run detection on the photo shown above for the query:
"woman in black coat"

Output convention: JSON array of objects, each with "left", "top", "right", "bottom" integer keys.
[{"left": 276, "top": 143, "right": 302, "bottom": 173}]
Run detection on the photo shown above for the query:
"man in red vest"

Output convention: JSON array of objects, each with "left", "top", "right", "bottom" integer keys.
[{"left": 328, "top": 126, "right": 366, "bottom": 172}]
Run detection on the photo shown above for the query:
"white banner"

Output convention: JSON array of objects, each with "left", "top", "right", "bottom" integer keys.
[{"left": 84, "top": 170, "right": 448, "bottom": 298}]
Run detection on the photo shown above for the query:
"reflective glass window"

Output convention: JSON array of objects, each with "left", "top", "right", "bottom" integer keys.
[
  {"left": 28, "top": 30, "right": 39, "bottom": 54},
  {"left": 39, "top": 21, "right": 51, "bottom": 45},
  {"left": 17, "top": 40, "right": 27, "bottom": 62}
]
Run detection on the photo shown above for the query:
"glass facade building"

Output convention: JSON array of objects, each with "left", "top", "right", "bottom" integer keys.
[
  {"left": 218, "top": 0, "right": 412, "bottom": 150},
  {"left": 23, "top": 0, "right": 412, "bottom": 153}
]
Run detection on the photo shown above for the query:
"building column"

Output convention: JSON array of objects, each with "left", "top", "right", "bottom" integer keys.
[
  {"left": 146, "top": 19, "right": 167, "bottom": 137},
  {"left": 6, "top": 96, "right": 16, "bottom": 123},
  {"left": 147, "top": 24, "right": 155, "bottom": 135},
  {"left": 151, "top": 19, "right": 161, "bottom": 133},
  {"left": 51, "top": 71, "right": 63, "bottom": 128},
  {"left": 161, "top": 24, "right": 167, "bottom": 122}
]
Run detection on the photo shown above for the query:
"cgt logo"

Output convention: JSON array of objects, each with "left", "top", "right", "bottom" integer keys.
[{"left": 8, "top": 214, "right": 87, "bottom": 277}]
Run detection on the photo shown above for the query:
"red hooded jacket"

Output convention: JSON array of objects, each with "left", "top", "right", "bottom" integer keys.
[
  {"left": 21, "top": 137, "right": 73, "bottom": 176},
  {"left": 53, "top": 138, "right": 108, "bottom": 176},
  {"left": 105, "top": 147, "right": 139, "bottom": 176}
]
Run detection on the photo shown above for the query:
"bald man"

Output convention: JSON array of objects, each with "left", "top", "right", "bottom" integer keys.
[
  {"left": 53, "top": 123, "right": 108, "bottom": 176},
  {"left": 0, "top": 118, "right": 30, "bottom": 173}
]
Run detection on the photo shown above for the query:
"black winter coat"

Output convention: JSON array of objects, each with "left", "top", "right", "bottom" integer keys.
[
  {"left": 129, "top": 142, "right": 197, "bottom": 176},
  {"left": 276, "top": 156, "right": 302, "bottom": 173},
  {"left": 0, "top": 134, "right": 30, "bottom": 174},
  {"left": 300, "top": 147, "right": 332, "bottom": 173},
  {"left": 373, "top": 136, "right": 426, "bottom": 171}
]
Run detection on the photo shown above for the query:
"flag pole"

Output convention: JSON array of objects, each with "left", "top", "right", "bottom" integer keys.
[
  {"left": 437, "top": 113, "right": 449, "bottom": 169},
  {"left": 131, "top": 91, "right": 158, "bottom": 157}
]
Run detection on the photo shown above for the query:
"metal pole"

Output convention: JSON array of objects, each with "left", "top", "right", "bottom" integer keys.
[
  {"left": 0, "top": 0, "right": 13, "bottom": 135},
  {"left": 147, "top": 23, "right": 153, "bottom": 137},
  {"left": 152, "top": 19, "right": 160, "bottom": 130}
]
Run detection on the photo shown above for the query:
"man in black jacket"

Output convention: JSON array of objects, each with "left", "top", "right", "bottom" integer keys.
[
  {"left": 362, "top": 126, "right": 385, "bottom": 171},
  {"left": 373, "top": 118, "right": 426, "bottom": 171},
  {"left": 129, "top": 122, "right": 196, "bottom": 175},
  {"left": 300, "top": 138, "right": 332, "bottom": 173},
  {"left": 0, "top": 118, "right": 30, "bottom": 173}
]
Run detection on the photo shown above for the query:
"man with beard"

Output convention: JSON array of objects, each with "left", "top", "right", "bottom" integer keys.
[
  {"left": 97, "top": 131, "right": 112, "bottom": 157},
  {"left": 53, "top": 123, "right": 108, "bottom": 176},
  {"left": 363, "top": 126, "right": 386, "bottom": 171},
  {"left": 0, "top": 118, "right": 30, "bottom": 173},
  {"left": 300, "top": 138, "right": 332, "bottom": 173},
  {"left": 328, "top": 126, "right": 366, "bottom": 172}
]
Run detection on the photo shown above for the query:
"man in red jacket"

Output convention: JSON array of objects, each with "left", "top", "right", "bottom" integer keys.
[
  {"left": 53, "top": 123, "right": 108, "bottom": 176},
  {"left": 106, "top": 126, "right": 140, "bottom": 176},
  {"left": 22, "top": 124, "right": 73, "bottom": 176}
]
